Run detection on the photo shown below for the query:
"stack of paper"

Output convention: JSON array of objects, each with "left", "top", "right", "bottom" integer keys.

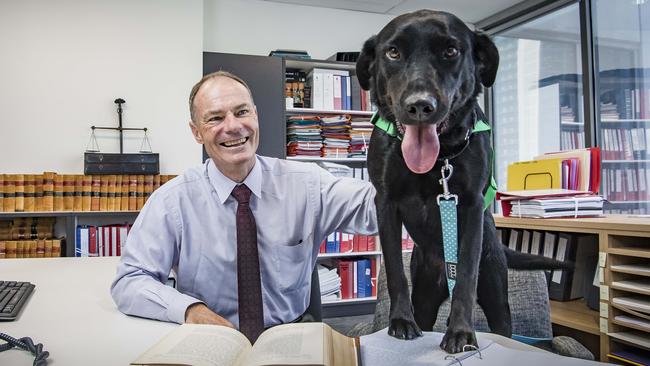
[
  {"left": 612, "top": 279, "right": 650, "bottom": 293},
  {"left": 614, "top": 315, "right": 650, "bottom": 331},
  {"left": 612, "top": 296, "right": 650, "bottom": 313},
  {"left": 286, "top": 115, "right": 322, "bottom": 157},
  {"left": 320, "top": 115, "right": 351, "bottom": 158},
  {"left": 348, "top": 117, "right": 373, "bottom": 158},
  {"left": 611, "top": 264, "right": 650, "bottom": 276},
  {"left": 318, "top": 264, "right": 341, "bottom": 301},
  {"left": 497, "top": 189, "right": 604, "bottom": 218}
]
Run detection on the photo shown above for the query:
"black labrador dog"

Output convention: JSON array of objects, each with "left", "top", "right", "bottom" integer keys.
[{"left": 357, "top": 10, "right": 565, "bottom": 353}]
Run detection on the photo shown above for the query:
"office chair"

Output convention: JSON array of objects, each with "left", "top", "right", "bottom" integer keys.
[
  {"left": 301, "top": 267, "right": 322, "bottom": 322},
  {"left": 348, "top": 252, "right": 594, "bottom": 360}
]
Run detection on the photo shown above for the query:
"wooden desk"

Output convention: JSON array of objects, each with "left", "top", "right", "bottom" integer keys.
[{"left": 494, "top": 214, "right": 650, "bottom": 362}]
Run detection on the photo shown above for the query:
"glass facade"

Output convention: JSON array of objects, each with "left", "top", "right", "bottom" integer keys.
[
  {"left": 593, "top": 0, "right": 650, "bottom": 214},
  {"left": 492, "top": 3, "right": 585, "bottom": 194},
  {"left": 491, "top": 0, "right": 650, "bottom": 214}
]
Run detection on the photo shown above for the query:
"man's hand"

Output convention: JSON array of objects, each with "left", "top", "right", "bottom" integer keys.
[{"left": 184, "top": 303, "right": 235, "bottom": 328}]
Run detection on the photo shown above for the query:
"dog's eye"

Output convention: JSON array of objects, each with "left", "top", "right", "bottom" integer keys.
[
  {"left": 443, "top": 46, "right": 460, "bottom": 59},
  {"left": 386, "top": 47, "right": 400, "bottom": 60}
]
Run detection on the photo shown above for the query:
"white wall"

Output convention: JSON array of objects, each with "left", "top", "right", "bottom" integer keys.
[
  {"left": 0, "top": 0, "right": 203, "bottom": 174},
  {"left": 203, "top": 0, "right": 396, "bottom": 60},
  {"left": 0, "top": 0, "right": 395, "bottom": 175}
]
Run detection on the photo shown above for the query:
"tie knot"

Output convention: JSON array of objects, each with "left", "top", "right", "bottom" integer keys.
[{"left": 231, "top": 184, "right": 252, "bottom": 204}]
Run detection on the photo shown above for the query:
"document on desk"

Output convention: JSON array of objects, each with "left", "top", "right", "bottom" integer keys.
[{"left": 360, "top": 329, "right": 607, "bottom": 365}]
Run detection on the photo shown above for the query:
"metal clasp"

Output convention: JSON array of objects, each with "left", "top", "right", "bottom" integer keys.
[{"left": 437, "top": 159, "right": 458, "bottom": 205}]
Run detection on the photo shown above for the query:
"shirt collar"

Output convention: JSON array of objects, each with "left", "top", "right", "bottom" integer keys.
[{"left": 206, "top": 156, "right": 262, "bottom": 204}]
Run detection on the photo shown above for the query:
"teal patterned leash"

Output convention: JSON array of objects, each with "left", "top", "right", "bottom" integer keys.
[{"left": 437, "top": 159, "right": 459, "bottom": 298}]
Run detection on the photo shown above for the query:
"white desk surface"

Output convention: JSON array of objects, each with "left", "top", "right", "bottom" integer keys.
[
  {"left": 0, "top": 257, "right": 574, "bottom": 366},
  {"left": 0, "top": 257, "right": 175, "bottom": 366}
]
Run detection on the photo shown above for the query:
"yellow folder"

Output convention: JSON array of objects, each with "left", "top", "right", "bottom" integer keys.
[{"left": 507, "top": 158, "right": 564, "bottom": 191}]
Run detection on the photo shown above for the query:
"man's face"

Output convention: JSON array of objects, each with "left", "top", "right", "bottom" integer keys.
[{"left": 190, "top": 77, "right": 259, "bottom": 175}]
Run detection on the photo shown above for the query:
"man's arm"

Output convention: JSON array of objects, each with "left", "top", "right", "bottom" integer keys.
[
  {"left": 185, "top": 303, "right": 234, "bottom": 327},
  {"left": 317, "top": 168, "right": 378, "bottom": 237},
  {"left": 111, "top": 191, "right": 210, "bottom": 324}
]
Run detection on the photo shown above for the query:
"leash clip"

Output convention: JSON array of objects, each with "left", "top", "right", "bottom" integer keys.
[{"left": 437, "top": 159, "right": 458, "bottom": 205}]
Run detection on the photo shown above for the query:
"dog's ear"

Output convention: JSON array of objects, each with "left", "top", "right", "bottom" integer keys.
[
  {"left": 473, "top": 32, "right": 499, "bottom": 87},
  {"left": 356, "top": 36, "right": 377, "bottom": 91}
]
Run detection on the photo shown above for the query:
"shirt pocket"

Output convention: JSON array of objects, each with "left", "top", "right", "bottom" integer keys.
[{"left": 273, "top": 233, "right": 313, "bottom": 293}]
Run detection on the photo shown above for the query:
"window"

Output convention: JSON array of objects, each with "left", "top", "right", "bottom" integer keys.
[
  {"left": 593, "top": 0, "right": 650, "bottom": 214},
  {"left": 492, "top": 3, "right": 585, "bottom": 194}
]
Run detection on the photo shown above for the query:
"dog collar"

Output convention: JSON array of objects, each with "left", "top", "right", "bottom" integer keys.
[
  {"left": 370, "top": 112, "right": 402, "bottom": 140},
  {"left": 370, "top": 112, "right": 496, "bottom": 210},
  {"left": 370, "top": 112, "right": 491, "bottom": 140}
]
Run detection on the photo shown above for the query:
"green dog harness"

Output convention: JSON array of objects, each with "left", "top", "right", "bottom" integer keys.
[{"left": 369, "top": 112, "right": 497, "bottom": 211}]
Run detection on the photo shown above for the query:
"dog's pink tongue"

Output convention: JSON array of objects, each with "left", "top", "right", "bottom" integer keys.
[{"left": 401, "top": 124, "right": 439, "bottom": 174}]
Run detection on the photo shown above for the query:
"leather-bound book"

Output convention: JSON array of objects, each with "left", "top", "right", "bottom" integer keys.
[
  {"left": 42, "top": 172, "right": 55, "bottom": 211},
  {"left": 53, "top": 174, "right": 64, "bottom": 211}
]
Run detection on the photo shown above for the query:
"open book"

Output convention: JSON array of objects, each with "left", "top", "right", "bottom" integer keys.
[{"left": 131, "top": 322, "right": 358, "bottom": 366}]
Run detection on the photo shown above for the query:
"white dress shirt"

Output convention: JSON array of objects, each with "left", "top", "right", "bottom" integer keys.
[{"left": 111, "top": 155, "right": 377, "bottom": 328}]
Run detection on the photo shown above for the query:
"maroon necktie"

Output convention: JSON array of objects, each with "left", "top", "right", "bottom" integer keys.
[{"left": 231, "top": 184, "right": 264, "bottom": 342}]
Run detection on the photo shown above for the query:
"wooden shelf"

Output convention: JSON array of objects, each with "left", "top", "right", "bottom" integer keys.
[
  {"left": 611, "top": 281, "right": 650, "bottom": 296},
  {"left": 607, "top": 331, "right": 650, "bottom": 351},
  {"left": 612, "top": 317, "right": 650, "bottom": 334},
  {"left": 550, "top": 299, "right": 600, "bottom": 335},
  {"left": 609, "top": 247, "right": 650, "bottom": 259},
  {"left": 494, "top": 214, "right": 650, "bottom": 234},
  {"left": 610, "top": 265, "right": 650, "bottom": 277}
]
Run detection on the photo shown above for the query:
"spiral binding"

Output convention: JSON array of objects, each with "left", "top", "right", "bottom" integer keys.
[
  {"left": 443, "top": 344, "right": 484, "bottom": 365},
  {"left": 0, "top": 332, "right": 49, "bottom": 366}
]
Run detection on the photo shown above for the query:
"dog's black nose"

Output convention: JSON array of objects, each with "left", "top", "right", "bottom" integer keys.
[{"left": 404, "top": 95, "right": 437, "bottom": 121}]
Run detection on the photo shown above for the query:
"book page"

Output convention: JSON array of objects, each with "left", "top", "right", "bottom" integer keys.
[
  {"left": 247, "top": 323, "right": 325, "bottom": 366},
  {"left": 131, "top": 324, "right": 251, "bottom": 366}
]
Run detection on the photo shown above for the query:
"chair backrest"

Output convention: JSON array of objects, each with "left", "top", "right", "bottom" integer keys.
[
  {"left": 302, "top": 266, "right": 322, "bottom": 322},
  {"left": 370, "top": 251, "right": 553, "bottom": 338}
]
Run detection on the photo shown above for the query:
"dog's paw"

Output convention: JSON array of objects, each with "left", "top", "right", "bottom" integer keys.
[
  {"left": 440, "top": 327, "right": 478, "bottom": 354},
  {"left": 388, "top": 318, "right": 423, "bottom": 340}
]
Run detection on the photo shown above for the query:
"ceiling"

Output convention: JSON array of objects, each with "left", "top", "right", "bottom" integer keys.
[{"left": 261, "top": 0, "right": 527, "bottom": 23}]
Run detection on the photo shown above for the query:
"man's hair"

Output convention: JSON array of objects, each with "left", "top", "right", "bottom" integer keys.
[{"left": 188, "top": 70, "right": 254, "bottom": 123}]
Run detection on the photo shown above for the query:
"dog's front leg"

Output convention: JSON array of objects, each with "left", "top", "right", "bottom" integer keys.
[
  {"left": 376, "top": 194, "right": 422, "bottom": 339},
  {"left": 440, "top": 198, "right": 483, "bottom": 353}
]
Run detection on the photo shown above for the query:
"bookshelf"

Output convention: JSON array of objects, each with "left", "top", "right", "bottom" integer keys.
[
  {"left": 494, "top": 214, "right": 650, "bottom": 362},
  {"left": 282, "top": 56, "right": 373, "bottom": 163},
  {"left": 0, "top": 211, "right": 138, "bottom": 258},
  {"left": 539, "top": 69, "right": 650, "bottom": 215}
]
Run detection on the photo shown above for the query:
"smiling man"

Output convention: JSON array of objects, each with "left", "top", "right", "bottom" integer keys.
[{"left": 110, "top": 71, "right": 378, "bottom": 341}]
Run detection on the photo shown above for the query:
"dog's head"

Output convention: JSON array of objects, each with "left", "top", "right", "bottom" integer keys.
[{"left": 357, "top": 10, "right": 498, "bottom": 173}]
